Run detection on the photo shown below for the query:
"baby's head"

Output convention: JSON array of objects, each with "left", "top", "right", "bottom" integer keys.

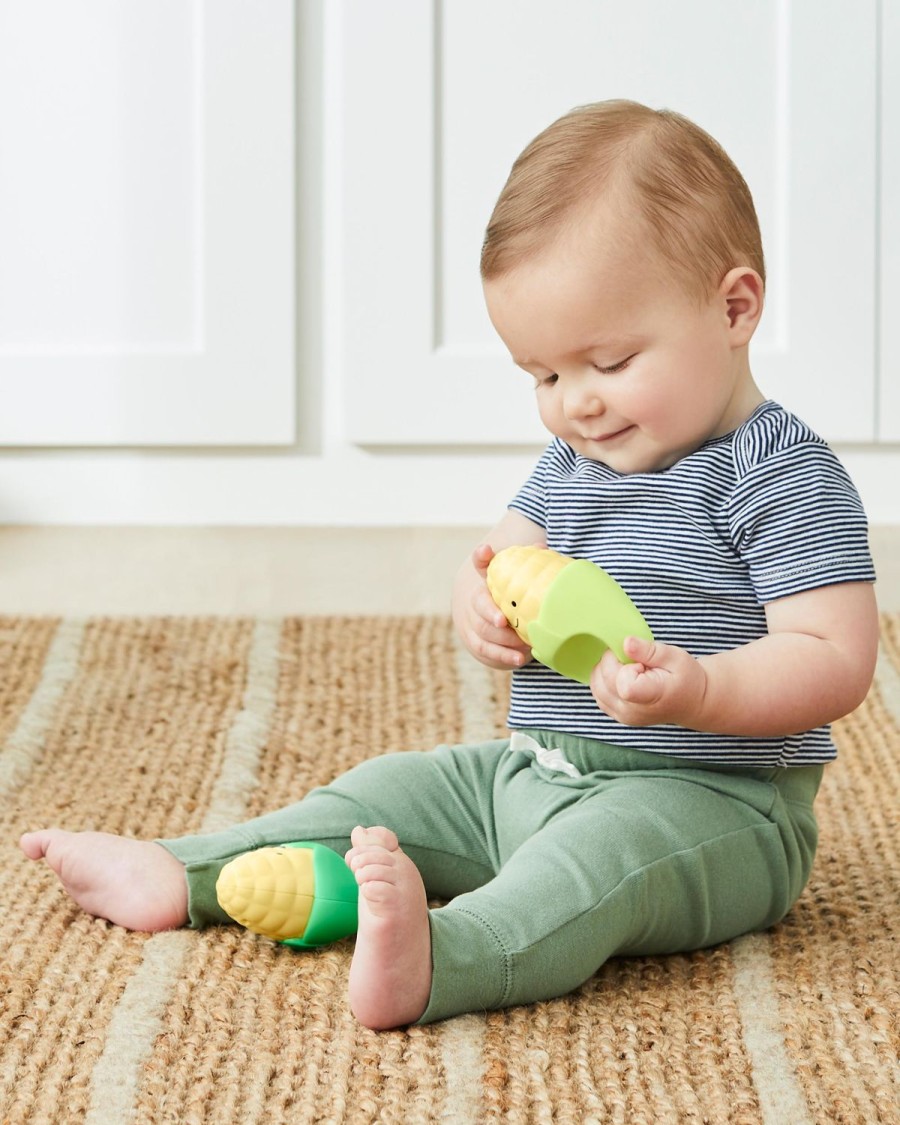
[
  {"left": 481, "top": 100, "right": 764, "bottom": 304},
  {"left": 481, "top": 101, "right": 767, "bottom": 474}
]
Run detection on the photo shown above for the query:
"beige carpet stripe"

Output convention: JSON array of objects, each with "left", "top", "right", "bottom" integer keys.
[
  {"left": 436, "top": 1013, "right": 488, "bottom": 1120},
  {"left": 0, "top": 618, "right": 85, "bottom": 800},
  {"left": 200, "top": 618, "right": 284, "bottom": 833},
  {"left": 731, "top": 933, "right": 814, "bottom": 1125},
  {"left": 83, "top": 931, "right": 196, "bottom": 1125},
  {"left": 438, "top": 644, "right": 495, "bottom": 1119},
  {"left": 875, "top": 641, "right": 900, "bottom": 721},
  {"left": 85, "top": 618, "right": 284, "bottom": 1125}
]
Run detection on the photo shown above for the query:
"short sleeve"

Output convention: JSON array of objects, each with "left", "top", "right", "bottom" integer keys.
[
  {"left": 728, "top": 418, "right": 875, "bottom": 603},
  {"left": 508, "top": 441, "right": 559, "bottom": 528}
]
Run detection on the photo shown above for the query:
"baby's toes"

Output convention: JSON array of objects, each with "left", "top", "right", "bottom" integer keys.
[
  {"left": 348, "top": 848, "right": 396, "bottom": 885},
  {"left": 356, "top": 869, "right": 399, "bottom": 907},
  {"left": 349, "top": 825, "right": 399, "bottom": 852}
]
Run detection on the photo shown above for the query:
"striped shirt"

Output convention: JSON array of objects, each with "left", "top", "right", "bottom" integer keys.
[{"left": 507, "top": 401, "right": 875, "bottom": 766}]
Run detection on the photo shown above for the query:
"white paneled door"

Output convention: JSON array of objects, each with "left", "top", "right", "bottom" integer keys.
[
  {"left": 337, "top": 0, "right": 878, "bottom": 446},
  {"left": 0, "top": 0, "right": 295, "bottom": 445}
]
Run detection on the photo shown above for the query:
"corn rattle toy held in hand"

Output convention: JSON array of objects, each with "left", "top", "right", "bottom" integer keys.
[{"left": 486, "top": 545, "right": 653, "bottom": 684}]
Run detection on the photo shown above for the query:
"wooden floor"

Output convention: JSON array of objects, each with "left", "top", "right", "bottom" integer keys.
[{"left": 1, "top": 525, "right": 898, "bottom": 614}]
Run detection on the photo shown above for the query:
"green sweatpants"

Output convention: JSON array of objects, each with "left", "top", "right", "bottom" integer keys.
[{"left": 159, "top": 730, "right": 822, "bottom": 1024}]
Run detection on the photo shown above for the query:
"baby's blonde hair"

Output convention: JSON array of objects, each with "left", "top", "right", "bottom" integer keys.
[{"left": 481, "top": 100, "right": 765, "bottom": 301}]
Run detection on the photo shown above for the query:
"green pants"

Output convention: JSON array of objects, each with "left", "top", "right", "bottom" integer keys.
[{"left": 159, "top": 731, "right": 822, "bottom": 1024}]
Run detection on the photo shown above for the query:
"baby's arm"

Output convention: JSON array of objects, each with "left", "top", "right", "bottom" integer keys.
[
  {"left": 452, "top": 509, "right": 545, "bottom": 670},
  {"left": 591, "top": 581, "right": 878, "bottom": 735}
]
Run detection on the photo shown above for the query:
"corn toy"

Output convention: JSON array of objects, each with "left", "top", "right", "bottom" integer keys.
[
  {"left": 486, "top": 545, "right": 653, "bottom": 684},
  {"left": 216, "top": 841, "right": 358, "bottom": 948}
]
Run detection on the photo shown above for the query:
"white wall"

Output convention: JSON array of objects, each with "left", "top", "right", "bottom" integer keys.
[{"left": 0, "top": 1, "right": 897, "bottom": 528}]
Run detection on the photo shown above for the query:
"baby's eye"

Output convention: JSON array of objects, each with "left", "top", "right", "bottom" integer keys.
[{"left": 593, "top": 355, "right": 634, "bottom": 375}]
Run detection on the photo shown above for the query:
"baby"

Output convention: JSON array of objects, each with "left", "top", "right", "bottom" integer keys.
[{"left": 20, "top": 100, "right": 878, "bottom": 1030}]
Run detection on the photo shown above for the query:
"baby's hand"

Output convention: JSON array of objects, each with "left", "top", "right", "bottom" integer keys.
[
  {"left": 589, "top": 636, "right": 708, "bottom": 728},
  {"left": 452, "top": 544, "right": 533, "bottom": 671}
]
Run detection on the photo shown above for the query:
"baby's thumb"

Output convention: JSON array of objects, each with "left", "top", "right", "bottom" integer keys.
[{"left": 623, "top": 635, "right": 661, "bottom": 666}]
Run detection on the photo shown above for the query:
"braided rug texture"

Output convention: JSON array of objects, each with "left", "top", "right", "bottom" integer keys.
[{"left": 0, "top": 614, "right": 898, "bottom": 1124}]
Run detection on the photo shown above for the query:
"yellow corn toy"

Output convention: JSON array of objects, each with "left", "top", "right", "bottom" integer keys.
[
  {"left": 216, "top": 841, "right": 358, "bottom": 949},
  {"left": 486, "top": 545, "right": 653, "bottom": 684}
]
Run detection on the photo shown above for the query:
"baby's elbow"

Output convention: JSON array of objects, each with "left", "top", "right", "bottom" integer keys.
[
  {"left": 843, "top": 672, "right": 874, "bottom": 717},
  {"left": 836, "top": 629, "right": 879, "bottom": 717},
  {"left": 852, "top": 657, "right": 878, "bottom": 712}
]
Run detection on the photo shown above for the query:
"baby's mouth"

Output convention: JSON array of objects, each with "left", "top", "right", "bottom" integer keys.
[{"left": 587, "top": 425, "right": 634, "bottom": 443}]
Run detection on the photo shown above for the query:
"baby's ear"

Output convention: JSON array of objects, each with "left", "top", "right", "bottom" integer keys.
[{"left": 720, "top": 267, "right": 764, "bottom": 345}]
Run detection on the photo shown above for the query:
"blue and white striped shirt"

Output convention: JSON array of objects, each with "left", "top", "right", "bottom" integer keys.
[{"left": 508, "top": 401, "right": 876, "bottom": 766}]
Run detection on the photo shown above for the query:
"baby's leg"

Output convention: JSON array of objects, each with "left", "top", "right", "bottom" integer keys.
[
  {"left": 19, "top": 830, "right": 188, "bottom": 931},
  {"left": 418, "top": 767, "right": 818, "bottom": 1023}
]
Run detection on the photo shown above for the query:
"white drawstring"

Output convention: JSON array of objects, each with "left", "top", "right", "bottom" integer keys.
[{"left": 509, "top": 731, "right": 582, "bottom": 778}]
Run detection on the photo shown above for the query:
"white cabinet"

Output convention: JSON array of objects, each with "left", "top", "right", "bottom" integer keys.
[
  {"left": 336, "top": 0, "right": 879, "bottom": 446},
  {"left": 0, "top": 0, "right": 295, "bottom": 446},
  {"left": 1, "top": 0, "right": 895, "bottom": 497}
]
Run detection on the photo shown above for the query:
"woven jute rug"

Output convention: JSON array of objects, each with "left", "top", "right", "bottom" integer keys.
[{"left": 1, "top": 614, "right": 898, "bottom": 1124}]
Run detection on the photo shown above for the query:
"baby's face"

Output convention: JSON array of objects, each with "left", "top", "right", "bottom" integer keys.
[{"left": 484, "top": 218, "right": 756, "bottom": 474}]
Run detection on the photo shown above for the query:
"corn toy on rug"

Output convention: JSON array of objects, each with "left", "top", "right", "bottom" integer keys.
[{"left": 1, "top": 614, "right": 898, "bottom": 1125}]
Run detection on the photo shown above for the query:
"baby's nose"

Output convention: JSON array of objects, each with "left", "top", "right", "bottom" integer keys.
[{"left": 563, "top": 379, "right": 604, "bottom": 420}]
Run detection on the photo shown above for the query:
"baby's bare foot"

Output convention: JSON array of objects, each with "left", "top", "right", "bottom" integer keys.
[
  {"left": 19, "top": 829, "right": 188, "bottom": 932},
  {"left": 344, "top": 826, "right": 431, "bottom": 1030}
]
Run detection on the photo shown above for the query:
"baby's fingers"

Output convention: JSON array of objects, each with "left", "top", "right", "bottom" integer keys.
[
  {"left": 471, "top": 631, "right": 531, "bottom": 669},
  {"left": 465, "top": 609, "right": 532, "bottom": 668},
  {"left": 616, "top": 662, "right": 662, "bottom": 704},
  {"left": 471, "top": 543, "right": 495, "bottom": 577},
  {"left": 474, "top": 588, "right": 510, "bottom": 632}
]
